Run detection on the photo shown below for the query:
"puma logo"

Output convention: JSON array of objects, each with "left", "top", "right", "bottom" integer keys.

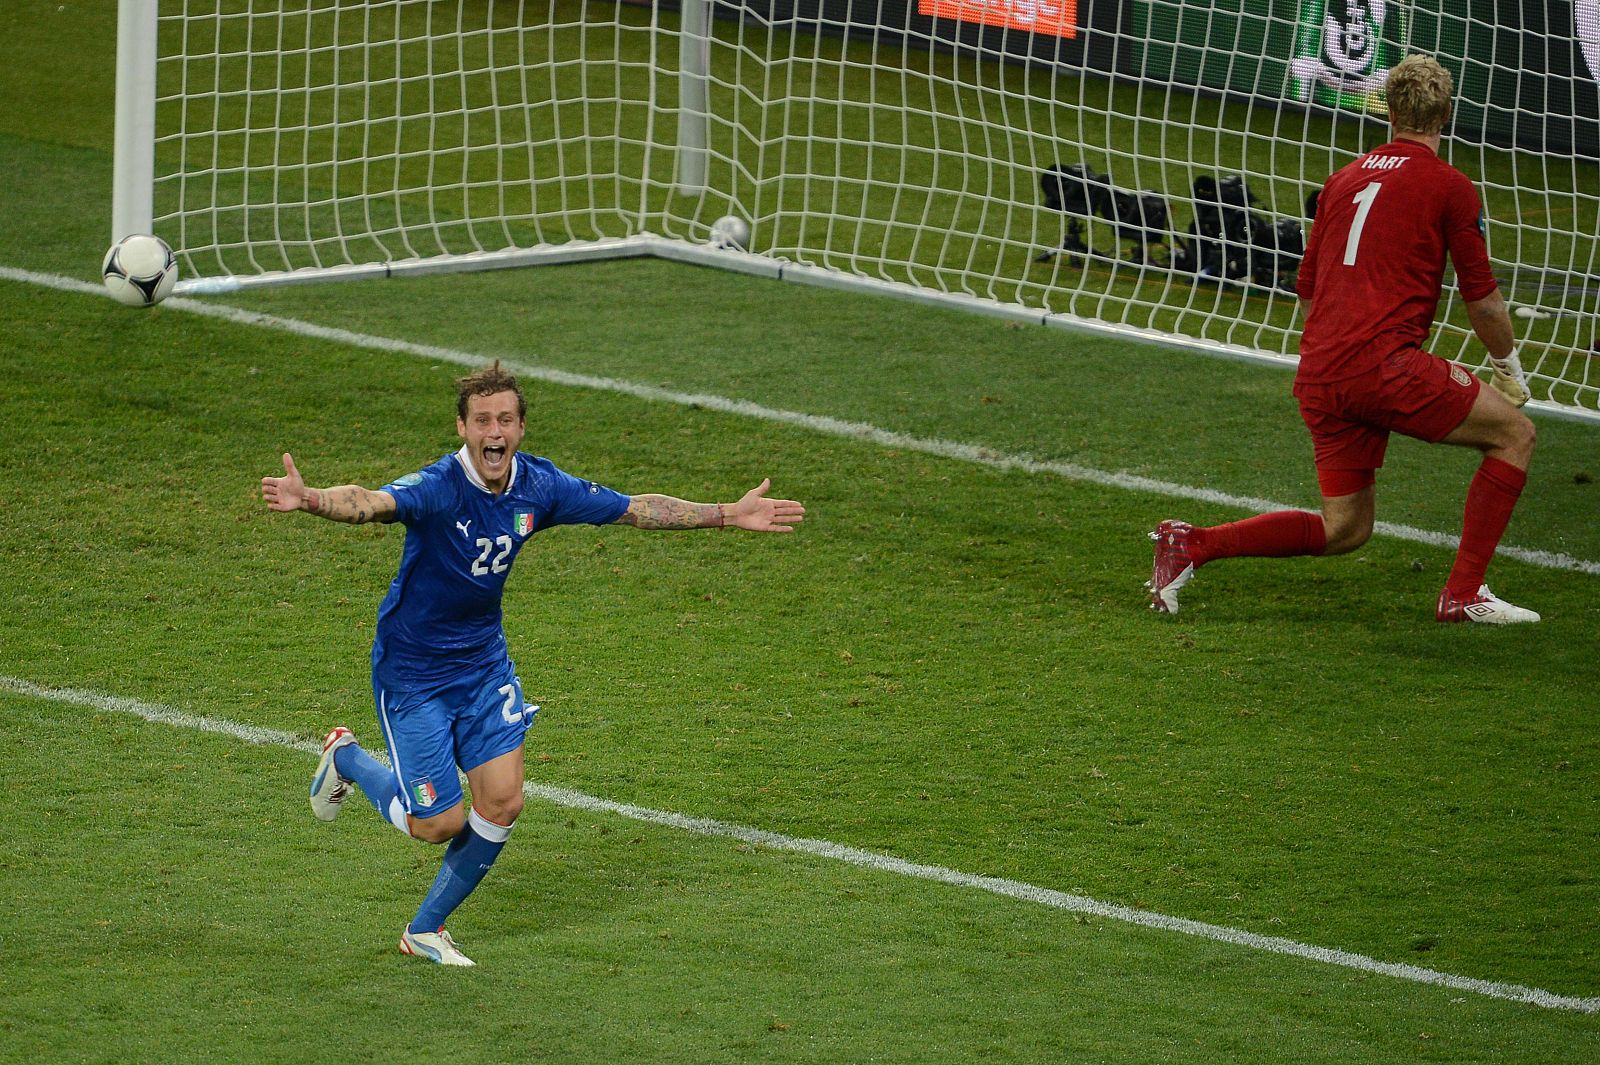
[{"left": 456, "top": 519, "right": 472, "bottom": 538}]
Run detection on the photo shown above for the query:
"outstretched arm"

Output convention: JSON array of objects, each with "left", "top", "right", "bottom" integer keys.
[
  {"left": 261, "top": 452, "right": 396, "bottom": 524},
  {"left": 616, "top": 478, "right": 804, "bottom": 532}
]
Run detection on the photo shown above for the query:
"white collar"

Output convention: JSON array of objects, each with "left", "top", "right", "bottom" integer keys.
[{"left": 454, "top": 445, "right": 516, "bottom": 494}]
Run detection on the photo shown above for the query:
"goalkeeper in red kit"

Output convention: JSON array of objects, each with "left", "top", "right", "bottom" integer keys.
[{"left": 1147, "top": 54, "right": 1540, "bottom": 624}]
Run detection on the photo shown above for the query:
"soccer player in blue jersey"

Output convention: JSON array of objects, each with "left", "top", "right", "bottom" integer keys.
[{"left": 261, "top": 361, "right": 804, "bottom": 966}]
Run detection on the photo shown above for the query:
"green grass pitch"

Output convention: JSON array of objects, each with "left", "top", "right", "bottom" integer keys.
[{"left": 2, "top": 3, "right": 1599, "bottom": 1061}]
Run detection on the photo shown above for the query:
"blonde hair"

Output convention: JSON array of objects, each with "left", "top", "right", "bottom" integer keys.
[{"left": 1385, "top": 54, "right": 1453, "bottom": 135}]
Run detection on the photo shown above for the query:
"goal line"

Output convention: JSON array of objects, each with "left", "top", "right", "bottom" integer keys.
[{"left": 112, "top": 0, "right": 1600, "bottom": 418}]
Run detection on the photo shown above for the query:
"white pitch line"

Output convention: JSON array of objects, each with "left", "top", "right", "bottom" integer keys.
[
  {"left": 4, "top": 673, "right": 1596, "bottom": 1013},
  {"left": 4, "top": 265, "right": 1598, "bottom": 575}
]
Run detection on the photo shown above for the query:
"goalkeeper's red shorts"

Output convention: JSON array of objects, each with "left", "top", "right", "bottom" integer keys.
[{"left": 1294, "top": 345, "right": 1480, "bottom": 497}]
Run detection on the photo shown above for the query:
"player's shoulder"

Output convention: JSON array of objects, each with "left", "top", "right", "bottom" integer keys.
[
  {"left": 514, "top": 451, "right": 561, "bottom": 482},
  {"left": 509, "top": 451, "right": 565, "bottom": 497},
  {"left": 513, "top": 451, "right": 617, "bottom": 506},
  {"left": 1419, "top": 153, "right": 1482, "bottom": 210},
  {"left": 1388, "top": 142, "right": 1471, "bottom": 184},
  {"left": 387, "top": 454, "right": 468, "bottom": 518},
  {"left": 387, "top": 451, "right": 458, "bottom": 490},
  {"left": 1411, "top": 145, "right": 1467, "bottom": 175},
  {"left": 515, "top": 450, "right": 556, "bottom": 472}
]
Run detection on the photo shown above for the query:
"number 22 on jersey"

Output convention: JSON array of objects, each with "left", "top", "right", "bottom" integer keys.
[
  {"left": 1342, "top": 181, "right": 1383, "bottom": 266},
  {"left": 472, "top": 535, "right": 513, "bottom": 576}
]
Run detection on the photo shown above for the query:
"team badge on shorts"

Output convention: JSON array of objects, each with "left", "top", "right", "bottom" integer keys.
[
  {"left": 514, "top": 511, "right": 535, "bottom": 537},
  {"left": 413, "top": 779, "right": 438, "bottom": 808},
  {"left": 1450, "top": 363, "right": 1472, "bottom": 388}
]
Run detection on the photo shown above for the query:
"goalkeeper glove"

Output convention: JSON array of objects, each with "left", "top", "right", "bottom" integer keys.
[{"left": 1488, "top": 349, "right": 1531, "bottom": 408}]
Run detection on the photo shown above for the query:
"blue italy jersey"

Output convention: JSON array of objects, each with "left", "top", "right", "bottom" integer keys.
[{"left": 372, "top": 447, "right": 630, "bottom": 684}]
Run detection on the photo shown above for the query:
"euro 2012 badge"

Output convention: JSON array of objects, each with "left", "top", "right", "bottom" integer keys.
[{"left": 1289, "top": 0, "right": 1406, "bottom": 113}]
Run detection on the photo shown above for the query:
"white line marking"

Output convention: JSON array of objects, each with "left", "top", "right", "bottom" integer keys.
[
  {"left": 4, "top": 264, "right": 1598, "bottom": 575},
  {"left": 4, "top": 673, "right": 1595, "bottom": 1013}
]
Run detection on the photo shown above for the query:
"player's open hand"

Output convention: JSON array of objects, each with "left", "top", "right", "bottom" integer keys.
[
  {"left": 726, "top": 478, "right": 804, "bottom": 532},
  {"left": 261, "top": 452, "right": 310, "bottom": 512}
]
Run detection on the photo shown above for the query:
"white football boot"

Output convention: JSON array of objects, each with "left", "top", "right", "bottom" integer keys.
[
  {"left": 1435, "top": 585, "right": 1541, "bottom": 624},
  {"left": 309, "top": 726, "right": 357, "bottom": 821},
  {"left": 400, "top": 925, "right": 476, "bottom": 967}
]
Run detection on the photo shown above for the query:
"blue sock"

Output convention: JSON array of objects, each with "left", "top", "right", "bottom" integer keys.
[
  {"left": 410, "top": 809, "right": 512, "bottom": 933},
  {"left": 334, "top": 742, "right": 400, "bottom": 819}
]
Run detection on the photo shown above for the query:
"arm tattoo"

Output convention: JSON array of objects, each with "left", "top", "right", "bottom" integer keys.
[
  {"left": 309, "top": 485, "right": 385, "bottom": 524},
  {"left": 340, "top": 486, "right": 372, "bottom": 524},
  {"left": 619, "top": 494, "right": 722, "bottom": 530}
]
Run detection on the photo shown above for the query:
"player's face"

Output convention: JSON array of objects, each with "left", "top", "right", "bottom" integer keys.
[{"left": 457, "top": 389, "right": 525, "bottom": 493}]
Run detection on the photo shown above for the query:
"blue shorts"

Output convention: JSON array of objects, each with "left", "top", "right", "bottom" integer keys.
[{"left": 371, "top": 660, "right": 538, "bottom": 819}]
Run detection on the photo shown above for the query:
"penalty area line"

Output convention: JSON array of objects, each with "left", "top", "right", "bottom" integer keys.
[
  {"left": 4, "top": 672, "right": 1597, "bottom": 1014},
  {"left": 4, "top": 263, "right": 1598, "bottom": 576}
]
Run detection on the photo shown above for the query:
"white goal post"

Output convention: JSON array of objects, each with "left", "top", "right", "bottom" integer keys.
[{"left": 114, "top": 0, "right": 1600, "bottom": 418}]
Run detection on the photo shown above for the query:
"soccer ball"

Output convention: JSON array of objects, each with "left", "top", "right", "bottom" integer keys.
[
  {"left": 709, "top": 215, "right": 751, "bottom": 251},
  {"left": 102, "top": 234, "right": 179, "bottom": 307}
]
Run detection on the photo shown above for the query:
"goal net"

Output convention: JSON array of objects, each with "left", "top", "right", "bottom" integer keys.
[{"left": 115, "top": 0, "right": 1600, "bottom": 417}]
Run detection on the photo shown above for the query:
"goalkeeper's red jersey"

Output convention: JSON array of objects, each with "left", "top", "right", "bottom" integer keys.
[{"left": 1295, "top": 139, "right": 1498, "bottom": 384}]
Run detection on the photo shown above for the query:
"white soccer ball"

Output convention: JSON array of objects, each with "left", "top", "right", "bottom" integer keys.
[
  {"left": 102, "top": 234, "right": 179, "bottom": 307},
  {"left": 709, "top": 215, "right": 751, "bottom": 251}
]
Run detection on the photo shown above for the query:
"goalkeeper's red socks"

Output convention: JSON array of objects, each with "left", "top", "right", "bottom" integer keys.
[
  {"left": 1445, "top": 456, "right": 1527, "bottom": 597},
  {"left": 1185, "top": 510, "right": 1327, "bottom": 567}
]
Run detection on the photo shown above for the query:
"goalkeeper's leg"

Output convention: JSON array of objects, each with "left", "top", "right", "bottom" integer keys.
[
  {"left": 1147, "top": 503, "right": 1339, "bottom": 614},
  {"left": 1186, "top": 468, "right": 1376, "bottom": 563},
  {"left": 1438, "top": 384, "right": 1538, "bottom": 609},
  {"left": 1184, "top": 509, "right": 1336, "bottom": 564}
]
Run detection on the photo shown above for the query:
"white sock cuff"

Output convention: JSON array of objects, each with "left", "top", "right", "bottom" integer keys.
[
  {"left": 386, "top": 796, "right": 411, "bottom": 836},
  {"left": 468, "top": 807, "right": 514, "bottom": 843}
]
